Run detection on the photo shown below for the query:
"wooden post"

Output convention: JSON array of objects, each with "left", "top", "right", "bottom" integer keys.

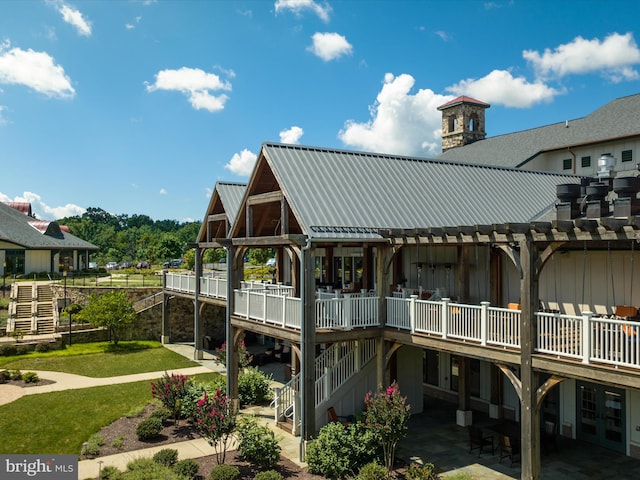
[
  {"left": 193, "top": 245, "right": 203, "bottom": 360},
  {"left": 519, "top": 237, "right": 541, "bottom": 480},
  {"left": 300, "top": 242, "right": 316, "bottom": 449},
  {"left": 226, "top": 245, "right": 240, "bottom": 412}
]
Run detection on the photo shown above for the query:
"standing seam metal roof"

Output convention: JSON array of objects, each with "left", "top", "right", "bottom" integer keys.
[{"left": 261, "top": 143, "right": 582, "bottom": 241}]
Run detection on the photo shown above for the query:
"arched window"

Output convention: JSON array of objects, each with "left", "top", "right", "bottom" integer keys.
[
  {"left": 469, "top": 114, "right": 478, "bottom": 132},
  {"left": 448, "top": 115, "right": 458, "bottom": 133}
]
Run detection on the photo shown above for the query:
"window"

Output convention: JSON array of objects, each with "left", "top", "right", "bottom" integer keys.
[
  {"left": 562, "top": 158, "right": 572, "bottom": 170},
  {"left": 581, "top": 156, "right": 591, "bottom": 168},
  {"left": 621, "top": 150, "right": 633, "bottom": 163},
  {"left": 448, "top": 115, "right": 458, "bottom": 133},
  {"left": 5, "top": 250, "right": 25, "bottom": 275}
]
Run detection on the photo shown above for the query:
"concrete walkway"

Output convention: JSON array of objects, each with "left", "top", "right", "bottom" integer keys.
[{"left": 0, "top": 343, "right": 301, "bottom": 479}]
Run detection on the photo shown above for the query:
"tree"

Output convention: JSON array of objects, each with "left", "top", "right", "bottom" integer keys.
[
  {"left": 363, "top": 381, "right": 411, "bottom": 472},
  {"left": 78, "top": 290, "right": 136, "bottom": 345},
  {"left": 193, "top": 389, "right": 238, "bottom": 464}
]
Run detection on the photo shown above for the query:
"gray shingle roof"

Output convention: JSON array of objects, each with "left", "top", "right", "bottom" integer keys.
[
  {"left": 0, "top": 202, "right": 98, "bottom": 249},
  {"left": 261, "top": 143, "right": 583, "bottom": 241},
  {"left": 437, "top": 93, "right": 640, "bottom": 167}
]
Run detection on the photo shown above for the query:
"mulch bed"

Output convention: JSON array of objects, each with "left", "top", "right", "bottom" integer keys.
[{"left": 85, "top": 404, "right": 326, "bottom": 480}]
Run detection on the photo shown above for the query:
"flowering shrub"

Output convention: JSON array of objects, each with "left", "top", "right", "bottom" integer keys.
[
  {"left": 363, "top": 381, "right": 410, "bottom": 471},
  {"left": 235, "top": 414, "right": 281, "bottom": 469},
  {"left": 193, "top": 389, "right": 237, "bottom": 464},
  {"left": 150, "top": 372, "right": 191, "bottom": 423},
  {"left": 215, "top": 340, "right": 252, "bottom": 368}
]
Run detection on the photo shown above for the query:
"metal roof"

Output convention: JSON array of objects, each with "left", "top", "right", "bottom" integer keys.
[
  {"left": 437, "top": 93, "right": 640, "bottom": 168},
  {"left": 216, "top": 181, "right": 246, "bottom": 226},
  {"left": 261, "top": 143, "right": 583, "bottom": 241},
  {"left": 0, "top": 202, "right": 98, "bottom": 250}
]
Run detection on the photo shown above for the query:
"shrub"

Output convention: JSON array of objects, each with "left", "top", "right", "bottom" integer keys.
[
  {"left": 236, "top": 415, "right": 281, "bottom": 470},
  {"left": 7, "top": 369, "right": 22, "bottom": 380},
  {"left": 405, "top": 463, "right": 439, "bottom": 480},
  {"left": 0, "top": 370, "right": 7, "bottom": 383},
  {"left": 253, "top": 470, "right": 283, "bottom": 480},
  {"left": 34, "top": 343, "right": 50, "bottom": 353},
  {"left": 174, "top": 458, "right": 200, "bottom": 480},
  {"left": 215, "top": 340, "right": 252, "bottom": 368},
  {"left": 111, "top": 436, "right": 124, "bottom": 450},
  {"left": 239, "top": 367, "right": 273, "bottom": 405},
  {"left": 305, "top": 422, "right": 356, "bottom": 478},
  {"left": 135, "top": 416, "right": 163, "bottom": 441},
  {"left": 209, "top": 464, "right": 240, "bottom": 480},
  {"left": 180, "top": 381, "right": 209, "bottom": 422},
  {"left": 150, "top": 372, "right": 191, "bottom": 423},
  {"left": 16, "top": 345, "right": 31, "bottom": 355},
  {"left": 150, "top": 407, "right": 172, "bottom": 424},
  {"left": 125, "top": 458, "right": 184, "bottom": 480},
  {"left": 82, "top": 438, "right": 101, "bottom": 457},
  {"left": 357, "top": 461, "right": 389, "bottom": 480},
  {"left": 0, "top": 344, "right": 17, "bottom": 356},
  {"left": 88, "top": 433, "right": 105, "bottom": 446},
  {"left": 152, "top": 448, "right": 178, "bottom": 467},
  {"left": 22, "top": 371, "right": 39, "bottom": 383},
  {"left": 100, "top": 465, "right": 123, "bottom": 479}
]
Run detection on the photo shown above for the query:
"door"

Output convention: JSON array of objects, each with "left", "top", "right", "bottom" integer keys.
[{"left": 577, "top": 382, "right": 625, "bottom": 453}]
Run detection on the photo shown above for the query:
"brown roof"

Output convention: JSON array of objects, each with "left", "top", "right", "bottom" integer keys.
[
  {"left": 4, "top": 202, "right": 32, "bottom": 216},
  {"left": 437, "top": 95, "right": 490, "bottom": 110}
]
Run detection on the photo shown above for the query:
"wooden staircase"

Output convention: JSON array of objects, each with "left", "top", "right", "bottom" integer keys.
[{"left": 7, "top": 282, "right": 57, "bottom": 335}]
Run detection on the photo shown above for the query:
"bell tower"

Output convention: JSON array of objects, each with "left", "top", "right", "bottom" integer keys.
[{"left": 438, "top": 96, "right": 490, "bottom": 152}]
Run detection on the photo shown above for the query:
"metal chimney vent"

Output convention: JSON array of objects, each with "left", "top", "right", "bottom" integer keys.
[{"left": 597, "top": 154, "right": 616, "bottom": 181}]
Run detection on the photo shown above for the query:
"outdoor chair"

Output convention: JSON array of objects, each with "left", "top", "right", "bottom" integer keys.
[
  {"left": 327, "top": 407, "right": 352, "bottom": 426},
  {"left": 498, "top": 434, "right": 520, "bottom": 467},
  {"left": 467, "top": 425, "right": 493, "bottom": 456}
]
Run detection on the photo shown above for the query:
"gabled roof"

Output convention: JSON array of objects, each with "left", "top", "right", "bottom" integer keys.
[
  {"left": 196, "top": 181, "right": 247, "bottom": 243},
  {"left": 0, "top": 202, "right": 98, "bottom": 250},
  {"left": 254, "top": 142, "right": 582, "bottom": 241},
  {"left": 437, "top": 93, "right": 640, "bottom": 168}
]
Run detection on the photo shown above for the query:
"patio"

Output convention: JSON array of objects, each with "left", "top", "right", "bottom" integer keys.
[{"left": 397, "top": 398, "right": 640, "bottom": 479}]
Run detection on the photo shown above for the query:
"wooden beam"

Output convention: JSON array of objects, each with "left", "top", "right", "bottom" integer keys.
[{"left": 246, "top": 190, "right": 283, "bottom": 205}]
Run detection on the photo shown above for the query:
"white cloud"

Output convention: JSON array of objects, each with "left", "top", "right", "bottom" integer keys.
[
  {"left": 146, "top": 67, "right": 232, "bottom": 112},
  {"left": 275, "top": 0, "right": 332, "bottom": 22},
  {"left": 0, "top": 191, "right": 85, "bottom": 220},
  {"left": 446, "top": 69, "right": 561, "bottom": 108},
  {"left": 339, "top": 73, "right": 453, "bottom": 157},
  {"left": 279, "top": 126, "right": 304, "bottom": 144},
  {"left": 308, "top": 32, "right": 352, "bottom": 61},
  {"left": 205, "top": 187, "right": 213, "bottom": 198},
  {"left": 523, "top": 32, "right": 640, "bottom": 81},
  {"left": 435, "top": 31, "right": 451, "bottom": 42},
  {"left": 159, "top": 188, "right": 167, "bottom": 195},
  {"left": 0, "top": 105, "right": 8, "bottom": 126},
  {"left": 58, "top": 3, "right": 92, "bottom": 36},
  {"left": 0, "top": 43, "right": 75, "bottom": 98},
  {"left": 126, "top": 16, "right": 142, "bottom": 30},
  {"left": 225, "top": 149, "right": 258, "bottom": 177}
]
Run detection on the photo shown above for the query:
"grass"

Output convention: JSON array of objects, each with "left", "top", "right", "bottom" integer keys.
[
  {"left": 0, "top": 372, "right": 221, "bottom": 454},
  {"left": 0, "top": 341, "right": 199, "bottom": 376}
]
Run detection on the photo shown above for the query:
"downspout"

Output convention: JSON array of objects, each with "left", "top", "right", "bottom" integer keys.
[{"left": 299, "top": 236, "right": 313, "bottom": 460}]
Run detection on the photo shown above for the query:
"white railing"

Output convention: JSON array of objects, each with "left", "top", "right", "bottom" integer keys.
[
  {"left": 201, "top": 276, "right": 227, "bottom": 298},
  {"left": 315, "top": 294, "right": 379, "bottom": 330},
  {"left": 240, "top": 281, "right": 295, "bottom": 296},
  {"left": 274, "top": 338, "right": 377, "bottom": 434}
]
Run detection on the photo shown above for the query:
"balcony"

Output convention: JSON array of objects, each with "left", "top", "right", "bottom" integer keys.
[{"left": 164, "top": 273, "right": 640, "bottom": 370}]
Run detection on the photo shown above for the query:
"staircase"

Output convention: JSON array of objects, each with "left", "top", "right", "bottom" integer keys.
[
  {"left": 274, "top": 338, "right": 377, "bottom": 435},
  {"left": 7, "top": 282, "right": 57, "bottom": 335}
]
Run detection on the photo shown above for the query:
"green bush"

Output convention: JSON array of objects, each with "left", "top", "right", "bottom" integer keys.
[
  {"left": 135, "top": 416, "right": 163, "bottom": 441},
  {"left": 405, "top": 463, "right": 439, "bottom": 480},
  {"left": 209, "top": 464, "right": 240, "bottom": 480},
  {"left": 174, "top": 458, "right": 199, "bottom": 480},
  {"left": 7, "top": 369, "right": 21, "bottom": 380},
  {"left": 112, "top": 436, "right": 124, "bottom": 450},
  {"left": 0, "top": 370, "right": 7, "bottom": 383},
  {"left": 100, "top": 465, "right": 123, "bottom": 479},
  {"left": 180, "top": 381, "right": 209, "bottom": 422},
  {"left": 35, "top": 342, "right": 50, "bottom": 353},
  {"left": 16, "top": 345, "right": 31, "bottom": 355},
  {"left": 152, "top": 448, "right": 178, "bottom": 467},
  {"left": 238, "top": 367, "right": 273, "bottom": 405},
  {"left": 150, "top": 407, "right": 172, "bottom": 424},
  {"left": 0, "top": 344, "right": 18, "bottom": 356},
  {"left": 305, "top": 422, "right": 356, "bottom": 478},
  {"left": 125, "top": 458, "right": 184, "bottom": 480},
  {"left": 357, "top": 461, "right": 388, "bottom": 480},
  {"left": 236, "top": 415, "right": 281, "bottom": 469},
  {"left": 253, "top": 470, "right": 283, "bottom": 480},
  {"left": 22, "top": 371, "right": 39, "bottom": 383}
]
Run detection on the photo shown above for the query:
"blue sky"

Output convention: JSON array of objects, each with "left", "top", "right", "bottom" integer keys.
[{"left": 2, "top": 0, "right": 640, "bottom": 222}]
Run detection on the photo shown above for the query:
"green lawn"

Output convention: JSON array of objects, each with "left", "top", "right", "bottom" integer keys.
[
  {"left": 0, "top": 372, "right": 221, "bottom": 454},
  {"left": 0, "top": 341, "right": 199, "bottom": 376}
]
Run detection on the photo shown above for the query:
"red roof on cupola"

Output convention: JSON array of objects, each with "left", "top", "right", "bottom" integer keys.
[{"left": 437, "top": 96, "right": 490, "bottom": 110}]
